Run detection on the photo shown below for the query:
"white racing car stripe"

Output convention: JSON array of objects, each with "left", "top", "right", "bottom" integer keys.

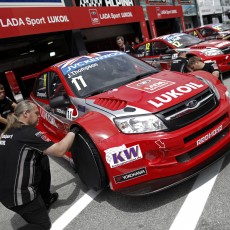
[
  {"left": 51, "top": 189, "right": 102, "bottom": 230},
  {"left": 169, "top": 157, "right": 225, "bottom": 230}
]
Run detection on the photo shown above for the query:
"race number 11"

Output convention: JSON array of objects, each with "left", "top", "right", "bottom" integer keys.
[{"left": 72, "top": 75, "right": 87, "bottom": 91}]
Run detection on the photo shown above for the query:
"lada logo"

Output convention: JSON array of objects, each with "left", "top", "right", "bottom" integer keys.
[
  {"left": 137, "top": 79, "right": 151, "bottom": 86},
  {"left": 186, "top": 100, "right": 198, "bottom": 108}
]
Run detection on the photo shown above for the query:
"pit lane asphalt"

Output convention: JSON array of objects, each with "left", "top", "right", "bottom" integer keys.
[{"left": 1, "top": 76, "right": 230, "bottom": 230}]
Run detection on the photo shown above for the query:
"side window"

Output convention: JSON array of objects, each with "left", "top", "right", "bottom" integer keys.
[
  {"left": 199, "top": 28, "right": 216, "bottom": 37},
  {"left": 188, "top": 30, "right": 198, "bottom": 38},
  {"left": 152, "top": 41, "right": 169, "bottom": 55},
  {"left": 135, "top": 43, "right": 152, "bottom": 57},
  {"left": 34, "top": 72, "right": 48, "bottom": 99},
  {"left": 49, "top": 72, "right": 66, "bottom": 99}
]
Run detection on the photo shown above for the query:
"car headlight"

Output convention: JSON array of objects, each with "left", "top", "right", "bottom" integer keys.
[
  {"left": 202, "top": 49, "right": 223, "bottom": 56},
  {"left": 225, "top": 90, "right": 230, "bottom": 100},
  {"left": 195, "top": 76, "right": 220, "bottom": 101},
  {"left": 114, "top": 114, "right": 167, "bottom": 134}
]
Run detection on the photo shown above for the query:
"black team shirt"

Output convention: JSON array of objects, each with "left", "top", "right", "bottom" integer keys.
[{"left": 0, "top": 125, "right": 53, "bottom": 207}]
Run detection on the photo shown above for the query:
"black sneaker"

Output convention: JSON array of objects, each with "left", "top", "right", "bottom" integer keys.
[{"left": 45, "top": 192, "right": 59, "bottom": 209}]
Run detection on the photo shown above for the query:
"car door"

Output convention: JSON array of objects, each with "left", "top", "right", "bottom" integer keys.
[
  {"left": 46, "top": 71, "right": 78, "bottom": 140},
  {"left": 32, "top": 71, "right": 55, "bottom": 135}
]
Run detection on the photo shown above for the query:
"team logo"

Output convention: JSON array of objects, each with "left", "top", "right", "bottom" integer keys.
[{"left": 186, "top": 100, "right": 198, "bottom": 108}]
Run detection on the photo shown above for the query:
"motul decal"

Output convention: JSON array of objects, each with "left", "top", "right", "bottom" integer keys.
[
  {"left": 105, "top": 144, "right": 143, "bottom": 168},
  {"left": 126, "top": 77, "right": 175, "bottom": 93},
  {"left": 114, "top": 167, "right": 147, "bottom": 183},
  {"left": 196, "top": 125, "right": 222, "bottom": 146},
  {"left": 148, "top": 82, "right": 204, "bottom": 108}
]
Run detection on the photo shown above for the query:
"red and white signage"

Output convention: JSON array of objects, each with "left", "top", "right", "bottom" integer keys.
[{"left": 0, "top": 6, "right": 149, "bottom": 40}]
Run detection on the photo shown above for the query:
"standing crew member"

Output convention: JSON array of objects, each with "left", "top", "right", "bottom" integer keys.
[
  {"left": 116, "top": 35, "right": 135, "bottom": 54},
  {"left": 187, "top": 56, "right": 220, "bottom": 79},
  {"left": 0, "top": 83, "right": 17, "bottom": 132},
  {"left": 0, "top": 100, "right": 78, "bottom": 230},
  {"left": 170, "top": 51, "right": 190, "bottom": 73}
]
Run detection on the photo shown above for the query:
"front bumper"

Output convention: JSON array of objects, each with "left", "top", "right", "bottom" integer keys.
[
  {"left": 99, "top": 93, "right": 230, "bottom": 195},
  {"left": 117, "top": 137, "right": 230, "bottom": 196}
]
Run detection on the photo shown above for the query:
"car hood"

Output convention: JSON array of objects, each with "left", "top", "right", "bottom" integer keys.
[
  {"left": 87, "top": 71, "right": 209, "bottom": 115},
  {"left": 189, "top": 39, "right": 230, "bottom": 49}
]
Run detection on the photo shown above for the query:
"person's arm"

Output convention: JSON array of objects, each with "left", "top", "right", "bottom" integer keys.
[
  {"left": 0, "top": 115, "right": 7, "bottom": 125},
  {"left": 12, "top": 102, "right": 17, "bottom": 109},
  {"left": 212, "top": 70, "right": 220, "bottom": 78},
  {"left": 43, "top": 128, "right": 78, "bottom": 157}
]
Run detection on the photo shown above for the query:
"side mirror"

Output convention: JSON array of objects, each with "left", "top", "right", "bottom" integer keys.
[
  {"left": 50, "top": 95, "right": 71, "bottom": 108},
  {"left": 165, "top": 49, "right": 176, "bottom": 54}
]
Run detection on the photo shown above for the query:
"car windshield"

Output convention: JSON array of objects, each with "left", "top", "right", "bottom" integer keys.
[
  {"left": 61, "top": 51, "right": 158, "bottom": 98},
  {"left": 161, "top": 33, "right": 202, "bottom": 48},
  {"left": 212, "top": 23, "right": 230, "bottom": 31}
]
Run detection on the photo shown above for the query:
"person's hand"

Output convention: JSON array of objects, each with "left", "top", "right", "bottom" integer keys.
[{"left": 69, "top": 126, "right": 79, "bottom": 134}]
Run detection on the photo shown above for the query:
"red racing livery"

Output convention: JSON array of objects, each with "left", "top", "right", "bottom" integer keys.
[
  {"left": 133, "top": 33, "right": 230, "bottom": 74},
  {"left": 186, "top": 23, "right": 230, "bottom": 41},
  {"left": 30, "top": 51, "right": 230, "bottom": 195}
]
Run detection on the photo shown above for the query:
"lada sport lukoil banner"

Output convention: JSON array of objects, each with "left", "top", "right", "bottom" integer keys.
[
  {"left": 146, "top": 5, "right": 185, "bottom": 37},
  {"left": 0, "top": 6, "right": 149, "bottom": 40},
  {"left": 69, "top": 6, "right": 149, "bottom": 40},
  {"left": 69, "top": 6, "right": 144, "bottom": 27},
  {"left": 0, "top": 0, "right": 65, "bottom": 7},
  {"left": 0, "top": 7, "right": 72, "bottom": 38}
]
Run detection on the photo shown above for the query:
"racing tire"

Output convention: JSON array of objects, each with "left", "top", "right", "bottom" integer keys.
[{"left": 71, "top": 130, "right": 108, "bottom": 190}]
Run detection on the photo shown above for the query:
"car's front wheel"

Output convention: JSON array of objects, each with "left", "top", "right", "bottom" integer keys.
[{"left": 71, "top": 130, "right": 108, "bottom": 190}]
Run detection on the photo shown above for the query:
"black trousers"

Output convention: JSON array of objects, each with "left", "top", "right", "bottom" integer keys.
[
  {"left": 39, "top": 155, "right": 52, "bottom": 203},
  {"left": 3, "top": 155, "right": 53, "bottom": 229},
  {"left": 7, "top": 195, "right": 51, "bottom": 230}
]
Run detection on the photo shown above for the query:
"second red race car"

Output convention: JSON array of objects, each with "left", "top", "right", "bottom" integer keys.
[
  {"left": 30, "top": 51, "right": 230, "bottom": 195},
  {"left": 186, "top": 23, "right": 230, "bottom": 41},
  {"left": 133, "top": 33, "right": 230, "bottom": 73}
]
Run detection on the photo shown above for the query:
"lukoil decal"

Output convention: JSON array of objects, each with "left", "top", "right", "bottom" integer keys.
[
  {"left": 127, "top": 77, "right": 175, "bottom": 93},
  {"left": 114, "top": 167, "right": 147, "bottom": 183},
  {"left": 197, "top": 125, "right": 222, "bottom": 146},
  {"left": 105, "top": 144, "right": 143, "bottom": 168},
  {"left": 148, "top": 82, "right": 204, "bottom": 108}
]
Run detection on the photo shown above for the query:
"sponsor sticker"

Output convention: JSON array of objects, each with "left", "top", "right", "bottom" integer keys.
[
  {"left": 126, "top": 77, "right": 175, "bottom": 93},
  {"left": 114, "top": 167, "right": 147, "bottom": 183},
  {"left": 196, "top": 125, "right": 222, "bottom": 146},
  {"left": 148, "top": 82, "right": 204, "bottom": 108},
  {"left": 105, "top": 144, "right": 143, "bottom": 168}
]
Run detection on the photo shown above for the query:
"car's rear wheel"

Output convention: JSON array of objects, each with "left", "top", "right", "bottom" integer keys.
[{"left": 71, "top": 130, "right": 108, "bottom": 190}]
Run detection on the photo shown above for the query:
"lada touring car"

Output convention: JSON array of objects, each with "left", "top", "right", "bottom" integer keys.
[
  {"left": 186, "top": 23, "right": 230, "bottom": 41},
  {"left": 30, "top": 51, "right": 230, "bottom": 195},
  {"left": 134, "top": 33, "right": 230, "bottom": 73}
]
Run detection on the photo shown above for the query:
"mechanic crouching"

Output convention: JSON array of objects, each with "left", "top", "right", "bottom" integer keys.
[{"left": 0, "top": 100, "right": 79, "bottom": 230}]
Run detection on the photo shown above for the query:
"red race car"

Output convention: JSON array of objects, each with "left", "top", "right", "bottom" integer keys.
[
  {"left": 30, "top": 51, "right": 230, "bottom": 195},
  {"left": 186, "top": 23, "right": 230, "bottom": 41},
  {"left": 133, "top": 33, "right": 230, "bottom": 73}
]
